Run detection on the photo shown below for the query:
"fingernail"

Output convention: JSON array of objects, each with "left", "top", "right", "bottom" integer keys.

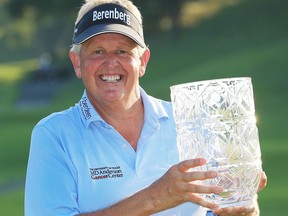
[
  {"left": 198, "top": 158, "right": 206, "bottom": 164},
  {"left": 210, "top": 171, "right": 218, "bottom": 177},
  {"left": 216, "top": 187, "right": 223, "bottom": 193}
]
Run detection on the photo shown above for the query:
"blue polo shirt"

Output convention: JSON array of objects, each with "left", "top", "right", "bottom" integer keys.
[{"left": 25, "top": 88, "right": 206, "bottom": 216}]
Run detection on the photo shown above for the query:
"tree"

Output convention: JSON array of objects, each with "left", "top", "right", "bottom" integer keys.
[
  {"left": 3, "top": 0, "right": 79, "bottom": 60},
  {"left": 3, "top": 0, "right": 191, "bottom": 58},
  {"left": 134, "top": 0, "right": 188, "bottom": 33}
]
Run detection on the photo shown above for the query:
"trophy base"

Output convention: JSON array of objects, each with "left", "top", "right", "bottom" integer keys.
[
  {"left": 203, "top": 193, "right": 254, "bottom": 208},
  {"left": 217, "top": 200, "right": 253, "bottom": 208}
]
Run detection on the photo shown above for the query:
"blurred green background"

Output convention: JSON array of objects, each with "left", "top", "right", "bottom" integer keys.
[{"left": 0, "top": 0, "right": 287, "bottom": 215}]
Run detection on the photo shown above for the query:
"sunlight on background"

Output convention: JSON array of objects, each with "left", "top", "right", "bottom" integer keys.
[
  {"left": 181, "top": 0, "right": 241, "bottom": 27},
  {"left": 0, "top": 59, "right": 37, "bottom": 83},
  {"left": 160, "top": 0, "right": 241, "bottom": 30}
]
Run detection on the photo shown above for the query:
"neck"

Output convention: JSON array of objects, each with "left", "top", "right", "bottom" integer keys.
[
  {"left": 97, "top": 97, "right": 144, "bottom": 124},
  {"left": 88, "top": 93, "right": 145, "bottom": 150}
]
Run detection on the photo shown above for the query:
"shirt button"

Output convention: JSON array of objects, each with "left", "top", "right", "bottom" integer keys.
[{"left": 153, "top": 121, "right": 159, "bottom": 128}]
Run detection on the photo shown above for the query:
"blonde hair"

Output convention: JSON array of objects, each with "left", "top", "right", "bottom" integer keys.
[{"left": 70, "top": 0, "right": 144, "bottom": 54}]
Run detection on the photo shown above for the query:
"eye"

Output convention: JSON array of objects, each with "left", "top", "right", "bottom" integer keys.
[
  {"left": 94, "top": 49, "right": 105, "bottom": 55},
  {"left": 117, "top": 49, "right": 127, "bottom": 54}
]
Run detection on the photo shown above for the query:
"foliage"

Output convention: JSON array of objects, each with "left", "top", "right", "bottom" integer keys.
[
  {"left": 7, "top": 0, "right": 79, "bottom": 18},
  {"left": 1, "top": 0, "right": 78, "bottom": 58},
  {"left": 1, "top": 0, "right": 241, "bottom": 58}
]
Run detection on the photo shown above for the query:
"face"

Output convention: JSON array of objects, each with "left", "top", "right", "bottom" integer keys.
[{"left": 70, "top": 33, "right": 150, "bottom": 108}]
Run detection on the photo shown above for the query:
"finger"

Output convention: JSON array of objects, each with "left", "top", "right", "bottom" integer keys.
[
  {"left": 258, "top": 171, "right": 267, "bottom": 192},
  {"left": 213, "top": 205, "right": 254, "bottom": 215},
  {"left": 186, "top": 193, "right": 219, "bottom": 210},
  {"left": 177, "top": 158, "right": 206, "bottom": 173},
  {"left": 182, "top": 170, "right": 218, "bottom": 182},
  {"left": 185, "top": 183, "right": 223, "bottom": 195}
]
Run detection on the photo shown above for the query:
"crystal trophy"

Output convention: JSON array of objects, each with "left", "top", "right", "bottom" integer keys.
[{"left": 170, "top": 77, "right": 262, "bottom": 207}]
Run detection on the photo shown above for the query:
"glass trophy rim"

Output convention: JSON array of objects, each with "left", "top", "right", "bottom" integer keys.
[{"left": 170, "top": 77, "right": 252, "bottom": 90}]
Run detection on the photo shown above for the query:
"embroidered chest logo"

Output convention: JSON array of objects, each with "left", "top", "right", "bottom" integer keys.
[{"left": 90, "top": 166, "right": 124, "bottom": 180}]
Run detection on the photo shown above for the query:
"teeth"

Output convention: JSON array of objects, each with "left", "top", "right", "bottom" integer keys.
[{"left": 100, "top": 75, "right": 121, "bottom": 82}]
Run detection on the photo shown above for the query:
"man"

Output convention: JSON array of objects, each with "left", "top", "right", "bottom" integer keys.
[{"left": 25, "top": 0, "right": 267, "bottom": 215}]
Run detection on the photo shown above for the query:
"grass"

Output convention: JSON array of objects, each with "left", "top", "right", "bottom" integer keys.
[
  {"left": 0, "top": 0, "right": 288, "bottom": 215},
  {"left": 0, "top": 190, "right": 24, "bottom": 215},
  {"left": 259, "top": 139, "right": 288, "bottom": 215},
  {"left": 0, "top": 59, "right": 37, "bottom": 83}
]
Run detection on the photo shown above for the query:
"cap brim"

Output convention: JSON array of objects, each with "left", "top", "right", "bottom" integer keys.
[{"left": 74, "top": 24, "right": 146, "bottom": 48}]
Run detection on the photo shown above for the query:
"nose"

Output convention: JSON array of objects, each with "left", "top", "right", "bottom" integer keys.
[{"left": 104, "top": 53, "right": 119, "bottom": 69}]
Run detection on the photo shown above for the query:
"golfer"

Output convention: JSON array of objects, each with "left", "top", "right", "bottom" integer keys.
[{"left": 25, "top": 0, "right": 267, "bottom": 215}]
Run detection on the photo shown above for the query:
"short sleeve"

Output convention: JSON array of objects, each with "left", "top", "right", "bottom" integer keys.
[{"left": 25, "top": 125, "right": 79, "bottom": 216}]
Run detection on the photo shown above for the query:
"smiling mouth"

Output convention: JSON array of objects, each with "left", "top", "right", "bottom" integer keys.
[{"left": 100, "top": 75, "right": 122, "bottom": 83}]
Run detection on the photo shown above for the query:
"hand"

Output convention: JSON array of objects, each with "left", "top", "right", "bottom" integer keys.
[
  {"left": 145, "top": 158, "right": 223, "bottom": 212},
  {"left": 258, "top": 171, "right": 267, "bottom": 192},
  {"left": 212, "top": 194, "right": 259, "bottom": 216},
  {"left": 213, "top": 205, "right": 257, "bottom": 216},
  {"left": 212, "top": 171, "right": 267, "bottom": 216}
]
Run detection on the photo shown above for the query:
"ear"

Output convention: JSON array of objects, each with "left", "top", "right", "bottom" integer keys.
[
  {"left": 69, "top": 51, "right": 82, "bottom": 79},
  {"left": 139, "top": 48, "right": 150, "bottom": 77}
]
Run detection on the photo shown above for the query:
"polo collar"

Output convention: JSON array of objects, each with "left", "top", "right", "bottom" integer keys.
[{"left": 79, "top": 88, "right": 170, "bottom": 128}]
